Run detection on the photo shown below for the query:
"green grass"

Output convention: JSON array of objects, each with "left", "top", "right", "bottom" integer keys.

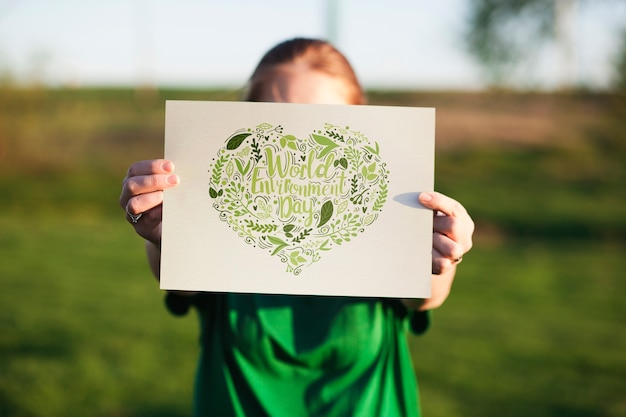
[
  {"left": 0, "top": 211, "right": 199, "bottom": 417},
  {"left": 413, "top": 239, "right": 626, "bottom": 417},
  {"left": 1, "top": 87, "right": 625, "bottom": 416}
]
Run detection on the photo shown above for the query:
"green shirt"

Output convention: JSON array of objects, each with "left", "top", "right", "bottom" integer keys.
[{"left": 169, "top": 293, "right": 429, "bottom": 417}]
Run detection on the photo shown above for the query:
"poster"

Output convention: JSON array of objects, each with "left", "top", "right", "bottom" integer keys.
[{"left": 160, "top": 101, "right": 435, "bottom": 298}]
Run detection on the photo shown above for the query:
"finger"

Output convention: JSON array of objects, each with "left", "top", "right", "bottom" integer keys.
[
  {"left": 120, "top": 173, "right": 179, "bottom": 208},
  {"left": 126, "top": 191, "right": 164, "bottom": 215},
  {"left": 432, "top": 247, "right": 446, "bottom": 275},
  {"left": 120, "top": 160, "right": 176, "bottom": 208},
  {"left": 127, "top": 159, "right": 174, "bottom": 178},
  {"left": 128, "top": 205, "right": 164, "bottom": 246},
  {"left": 421, "top": 191, "right": 474, "bottom": 254},
  {"left": 433, "top": 216, "right": 473, "bottom": 248},
  {"left": 432, "top": 246, "right": 461, "bottom": 275},
  {"left": 418, "top": 191, "right": 468, "bottom": 218},
  {"left": 433, "top": 232, "right": 465, "bottom": 262},
  {"left": 433, "top": 215, "right": 455, "bottom": 237}
]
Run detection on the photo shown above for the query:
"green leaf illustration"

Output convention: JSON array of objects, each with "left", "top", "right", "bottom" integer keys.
[
  {"left": 292, "top": 228, "right": 312, "bottom": 243},
  {"left": 234, "top": 158, "right": 251, "bottom": 176},
  {"left": 209, "top": 187, "right": 219, "bottom": 198},
  {"left": 336, "top": 200, "right": 349, "bottom": 215},
  {"left": 364, "top": 142, "right": 380, "bottom": 156},
  {"left": 288, "top": 250, "right": 308, "bottom": 267},
  {"left": 267, "top": 235, "right": 288, "bottom": 256},
  {"left": 211, "top": 155, "right": 228, "bottom": 185},
  {"left": 256, "top": 123, "right": 272, "bottom": 130},
  {"left": 311, "top": 133, "right": 338, "bottom": 158},
  {"left": 244, "top": 220, "right": 278, "bottom": 233},
  {"left": 362, "top": 162, "right": 378, "bottom": 181},
  {"left": 226, "top": 132, "right": 252, "bottom": 150},
  {"left": 318, "top": 200, "right": 334, "bottom": 228},
  {"left": 280, "top": 134, "right": 298, "bottom": 150},
  {"left": 372, "top": 182, "right": 388, "bottom": 212}
]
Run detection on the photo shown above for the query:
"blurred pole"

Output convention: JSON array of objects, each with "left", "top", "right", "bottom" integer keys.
[
  {"left": 326, "top": 0, "right": 341, "bottom": 47},
  {"left": 555, "top": 0, "right": 577, "bottom": 89},
  {"left": 133, "top": 0, "right": 157, "bottom": 102}
]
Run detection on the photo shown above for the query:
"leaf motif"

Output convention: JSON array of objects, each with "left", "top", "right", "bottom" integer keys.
[
  {"left": 318, "top": 200, "right": 334, "bottom": 228},
  {"left": 234, "top": 158, "right": 251, "bottom": 176},
  {"left": 256, "top": 123, "right": 272, "bottom": 130},
  {"left": 267, "top": 235, "right": 288, "bottom": 256},
  {"left": 311, "top": 134, "right": 338, "bottom": 158},
  {"left": 336, "top": 200, "right": 349, "bottom": 215},
  {"left": 311, "top": 133, "right": 335, "bottom": 147},
  {"left": 267, "top": 236, "right": 288, "bottom": 246},
  {"left": 226, "top": 161, "right": 234, "bottom": 177},
  {"left": 364, "top": 142, "right": 380, "bottom": 156},
  {"left": 283, "top": 224, "right": 295, "bottom": 233},
  {"left": 319, "top": 239, "right": 331, "bottom": 251},
  {"left": 209, "top": 187, "right": 218, "bottom": 198},
  {"left": 226, "top": 133, "right": 252, "bottom": 150}
]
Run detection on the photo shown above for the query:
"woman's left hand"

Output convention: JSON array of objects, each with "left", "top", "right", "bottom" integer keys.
[{"left": 418, "top": 191, "right": 474, "bottom": 276}]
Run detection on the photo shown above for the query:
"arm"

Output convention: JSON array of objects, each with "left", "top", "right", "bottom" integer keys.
[
  {"left": 146, "top": 240, "right": 162, "bottom": 280},
  {"left": 402, "top": 192, "right": 474, "bottom": 312}
]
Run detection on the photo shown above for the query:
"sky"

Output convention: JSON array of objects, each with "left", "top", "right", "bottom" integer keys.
[{"left": 0, "top": 0, "right": 625, "bottom": 90}]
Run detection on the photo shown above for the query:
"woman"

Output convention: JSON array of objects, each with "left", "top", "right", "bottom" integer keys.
[{"left": 120, "top": 38, "right": 474, "bottom": 416}]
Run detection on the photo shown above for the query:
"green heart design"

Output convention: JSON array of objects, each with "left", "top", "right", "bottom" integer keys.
[{"left": 208, "top": 122, "right": 390, "bottom": 275}]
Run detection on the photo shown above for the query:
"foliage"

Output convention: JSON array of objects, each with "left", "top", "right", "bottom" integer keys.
[
  {"left": 613, "top": 28, "right": 626, "bottom": 91},
  {"left": 465, "top": 0, "right": 556, "bottom": 85}
]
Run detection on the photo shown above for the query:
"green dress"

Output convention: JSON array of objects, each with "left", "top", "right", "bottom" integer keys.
[{"left": 167, "top": 293, "right": 429, "bottom": 417}]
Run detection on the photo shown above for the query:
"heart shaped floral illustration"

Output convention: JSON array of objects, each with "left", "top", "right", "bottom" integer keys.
[{"left": 208, "top": 122, "right": 390, "bottom": 275}]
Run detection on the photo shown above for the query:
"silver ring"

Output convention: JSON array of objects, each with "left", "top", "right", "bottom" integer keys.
[
  {"left": 451, "top": 257, "right": 463, "bottom": 265},
  {"left": 126, "top": 204, "right": 143, "bottom": 224}
]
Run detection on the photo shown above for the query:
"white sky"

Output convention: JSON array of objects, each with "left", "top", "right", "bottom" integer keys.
[{"left": 0, "top": 0, "right": 624, "bottom": 90}]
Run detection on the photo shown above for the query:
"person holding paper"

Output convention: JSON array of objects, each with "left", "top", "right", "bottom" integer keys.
[{"left": 120, "top": 38, "right": 474, "bottom": 417}]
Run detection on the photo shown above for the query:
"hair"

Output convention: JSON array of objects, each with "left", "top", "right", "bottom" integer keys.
[{"left": 244, "top": 38, "right": 366, "bottom": 105}]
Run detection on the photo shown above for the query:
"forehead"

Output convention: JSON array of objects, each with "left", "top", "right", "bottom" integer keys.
[{"left": 257, "top": 66, "right": 351, "bottom": 105}]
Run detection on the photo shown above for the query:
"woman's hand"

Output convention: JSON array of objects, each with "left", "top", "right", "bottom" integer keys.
[
  {"left": 419, "top": 191, "right": 474, "bottom": 275},
  {"left": 119, "top": 159, "right": 180, "bottom": 247},
  {"left": 402, "top": 192, "right": 474, "bottom": 311}
]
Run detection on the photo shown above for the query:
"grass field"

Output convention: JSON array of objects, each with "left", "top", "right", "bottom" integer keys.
[{"left": 1, "top": 86, "right": 625, "bottom": 416}]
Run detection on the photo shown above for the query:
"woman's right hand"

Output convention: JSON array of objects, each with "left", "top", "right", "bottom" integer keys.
[{"left": 119, "top": 159, "right": 180, "bottom": 247}]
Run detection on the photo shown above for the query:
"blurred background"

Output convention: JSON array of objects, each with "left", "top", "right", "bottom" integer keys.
[{"left": 1, "top": 1, "right": 625, "bottom": 416}]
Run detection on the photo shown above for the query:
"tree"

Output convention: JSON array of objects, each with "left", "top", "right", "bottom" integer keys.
[
  {"left": 465, "top": 0, "right": 577, "bottom": 88},
  {"left": 613, "top": 29, "right": 626, "bottom": 91}
]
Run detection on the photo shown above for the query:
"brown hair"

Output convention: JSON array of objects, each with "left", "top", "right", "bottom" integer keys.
[{"left": 244, "top": 38, "right": 366, "bottom": 105}]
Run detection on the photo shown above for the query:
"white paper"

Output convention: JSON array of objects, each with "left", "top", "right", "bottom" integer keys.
[{"left": 161, "top": 101, "right": 435, "bottom": 298}]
